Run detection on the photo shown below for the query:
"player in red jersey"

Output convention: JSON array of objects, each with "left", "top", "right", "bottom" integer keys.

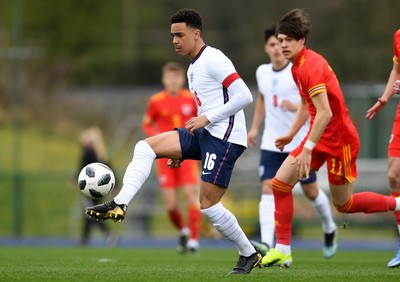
[
  {"left": 143, "top": 62, "right": 201, "bottom": 253},
  {"left": 261, "top": 9, "right": 400, "bottom": 267},
  {"left": 366, "top": 29, "right": 400, "bottom": 267}
]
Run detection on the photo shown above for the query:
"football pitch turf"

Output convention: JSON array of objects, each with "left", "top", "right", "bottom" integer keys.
[{"left": 1, "top": 247, "right": 399, "bottom": 281}]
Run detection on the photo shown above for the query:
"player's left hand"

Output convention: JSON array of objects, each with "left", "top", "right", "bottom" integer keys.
[
  {"left": 167, "top": 158, "right": 182, "bottom": 168},
  {"left": 185, "top": 115, "right": 210, "bottom": 135}
]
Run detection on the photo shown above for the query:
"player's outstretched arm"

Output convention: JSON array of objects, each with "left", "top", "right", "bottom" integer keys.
[
  {"left": 366, "top": 63, "right": 400, "bottom": 119},
  {"left": 247, "top": 94, "right": 265, "bottom": 148}
]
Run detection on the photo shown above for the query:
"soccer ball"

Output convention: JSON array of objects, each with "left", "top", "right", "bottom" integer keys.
[{"left": 78, "top": 162, "right": 115, "bottom": 199}]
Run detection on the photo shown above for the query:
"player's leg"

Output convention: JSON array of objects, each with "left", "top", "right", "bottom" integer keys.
[
  {"left": 81, "top": 217, "right": 91, "bottom": 245},
  {"left": 200, "top": 182, "right": 252, "bottom": 251},
  {"left": 300, "top": 174, "right": 337, "bottom": 259},
  {"left": 161, "top": 188, "right": 188, "bottom": 252},
  {"left": 195, "top": 130, "right": 260, "bottom": 274},
  {"left": 156, "top": 159, "right": 189, "bottom": 253},
  {"left": 182, "top": 187, "right": 201, "bottom": 253},
  {"left": 85, "top": 130, "right": 182, "bottom": 221},
  {"left": 200, "top": 181, "right": 261, "bottom": 274},
  {"left": 387, "top": 126, "right": 400, "bottom": 268},
  {"left": 81, "top": 197, "right": 96, "bottom": 245},
  {"left": 330, "top": 181, "right": 397, "bottom": 213},
  {"left": 251, "top": 150, "right": 286, "bottom": 256},
  {"left": 388, "top": 157, "right": 400, "bottom": 227},
  {"left": 182, "top": 183, "right": 200, "bottom": 252},
  {"left": 261, "top": 154, "right": 298, "bottom": 267},
  {"left": 327, "top": 147, "right": 399, "bottom": 214},
  {"left": 330, "top": 179, "right": 400, "bottom": 267},
  {"left": 251, "top": 179, "right": 274, "bottom": 256},
  {"left": 329, "top": 175, "right": 400, "bottom": 267},
  {"left": 179, "top": 160, "right": 201, "bottom": 253}
]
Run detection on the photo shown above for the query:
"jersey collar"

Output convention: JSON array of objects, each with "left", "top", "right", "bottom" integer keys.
[
  {"left": 294, "top": 46, "right": 307, "bottom": 67},
  {"left": 191, "top": 44, "right": 208, "bottom": 64}
]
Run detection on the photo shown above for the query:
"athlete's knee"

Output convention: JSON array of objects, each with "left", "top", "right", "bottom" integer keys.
[
  {"left": 261, "top": 179, "right": 273, "bottom": 194},
  {"left": 199, "top": 199, "right": 214, "bottom": 209},
  {"left": 165, "top": 201, "right": 179, "bottom": 212},
  {"left": 199, "top": 191, "right": 216, "bottom": 209},
  {"left": 271, "top": 177, "right": 293, "bottom": 193},
  {"left": 334, "top": 196, "right": 353, "bottom": 213},
  {"left": 134, "top": 140, "right": 155, "bottom": 156},
  {"left": 301, "top": 183, "right": 318, "bottom": 200},
  {"left": 199, "top": 182, "right": 225, "bottom": 209}
]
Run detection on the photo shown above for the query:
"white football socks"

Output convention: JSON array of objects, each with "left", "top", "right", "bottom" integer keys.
[
  {"left": 312, "top": 188, "right": 337, "bottom": 234},
  {"left": 201, "top": 202, "right": 255, "bottom": 257},
  {"left": 395, "top": 198, "right": 400, "bottom": 211},
  {"left": 114, "top": 140, "right": 156, "bottom": 206},
  {"left": 259, "top": 194, "right": 275, "bottom": 247},
  {"left": 275, "top": 243, "right": 291, "bottom": 255}
]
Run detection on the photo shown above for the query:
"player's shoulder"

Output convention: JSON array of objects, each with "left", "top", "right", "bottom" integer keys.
[
  {"left": 256, "top": 63, "right": 272, "bottom": 75},
  {"left": 181, "top": 89, "right": 193, "bottom": 98},
  {"left": 204, "top": 45, "right": 223, "bottom": 55},
  {"left": 304, "top": 48, "right": 322, "bottom": 60},
  {"left": 394, "top": 29, "right": 400, "bottom": 41},
  {"left": 394, "top": 29, "right": 400, "bottom": 59},
  {"left": 202, "top": 45, "right": 229, "bottom": 62},
  {"left": 303, "top": 49, "right": 328, "bottom": 68},
  {"left": 150, "top": 91, "right": 167, "bottom": 103}
]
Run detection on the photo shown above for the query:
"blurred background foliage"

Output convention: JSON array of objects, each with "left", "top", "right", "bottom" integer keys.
[
  {"left": 0, "top": 0, "right": 399, "bottom": 87},
  {"left": 0, "top": 0, "right": 398, "bottom": 132}
]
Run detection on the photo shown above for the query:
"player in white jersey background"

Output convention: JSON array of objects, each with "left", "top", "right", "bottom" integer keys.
[
  {"left": 85, "top": 8, "right": 261, "bottom": 274},
  {"left": 247, "top": 24, "right": 338, "bottom": 259}
]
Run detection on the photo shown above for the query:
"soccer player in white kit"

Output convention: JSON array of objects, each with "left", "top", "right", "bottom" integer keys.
[
  {"left": 247, "top": 24, "right": 337, "bottom": 259},
  {"left": 85, "top": 8, "right": 261, "bottom": 274}
]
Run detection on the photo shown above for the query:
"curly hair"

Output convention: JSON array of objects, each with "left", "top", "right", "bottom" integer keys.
[
  {"left": 171, "top": 9, "right": 202, "bottom": 31},
  {"left": 276, "top": 8, "right": 311, "bottom": 40}
]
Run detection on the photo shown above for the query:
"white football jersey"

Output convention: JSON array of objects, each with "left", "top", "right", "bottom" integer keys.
[
  {"left": 256, "top": 62, "right": 309, "bottom": 152},
  {"left": 187, "top": 45, "right": 251, "bottom": 147}
]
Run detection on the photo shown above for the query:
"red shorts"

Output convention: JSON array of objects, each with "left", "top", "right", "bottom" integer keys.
[
  {"left": 156, "top": 158, "right": 199, "bottom": 189},
  {"left": 291, "top": 136, "right": 359, "bottom": 185},
  {"left": 389, "top": 103, "right": 400, "bottom": 157}
]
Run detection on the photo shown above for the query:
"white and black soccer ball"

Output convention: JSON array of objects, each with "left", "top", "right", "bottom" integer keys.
[{"left": 78, "top": 162, "right": 115, "bottom": 199}]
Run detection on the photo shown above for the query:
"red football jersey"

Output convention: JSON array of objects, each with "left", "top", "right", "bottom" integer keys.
[
  {"left": 394, "top": 29, "right": 400, "bottom": 64},
  {"left": 388, "top": 29, "right": 400, "bottom": 158},
  {"left": 291, "top": 47, "right": 358, "bottom": 150},
  {"left": 143, "top": 89, "right": 197, "bottom": 136}
]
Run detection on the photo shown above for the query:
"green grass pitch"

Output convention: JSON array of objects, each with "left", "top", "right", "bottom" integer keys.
[{"left": 0, "top": 247, "right": 399, "bottom": 281}]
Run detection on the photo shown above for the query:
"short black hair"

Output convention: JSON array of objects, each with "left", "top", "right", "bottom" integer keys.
[
  {"left": 171, "top": 9, "right": 202, "bottom": 31},
  {"left": 276, "top": 8, "right": 311, "bottom": 40},
  {"left": 264, "top": 24, "right": 277, "bottom": 42}
]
